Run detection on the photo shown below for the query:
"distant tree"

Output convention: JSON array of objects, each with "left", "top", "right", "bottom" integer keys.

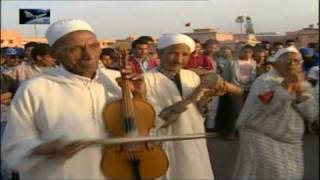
[
  {"left": 236, "top": 16, "right": 245, "bottom": 34},
  {"left": 245, "top": 16, "right": 255, "bottom": 34}
]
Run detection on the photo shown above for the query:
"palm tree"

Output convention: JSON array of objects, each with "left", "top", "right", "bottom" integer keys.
[{"left": 236, "top": 16, "right": 244, "bottom": 34}]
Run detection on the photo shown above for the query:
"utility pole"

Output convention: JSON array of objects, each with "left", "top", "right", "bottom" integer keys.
[{"left": 34, "top": 24, "right": 38, "bottom": 38}]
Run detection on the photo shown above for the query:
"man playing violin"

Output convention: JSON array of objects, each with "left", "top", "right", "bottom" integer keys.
[{"left": 1, "top": 19, "right": 143, "bottom": 180}]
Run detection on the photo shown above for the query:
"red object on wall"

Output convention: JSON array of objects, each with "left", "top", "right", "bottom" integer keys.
[{"left": 185, "top": 22, "right": 191, "bottom": 27}]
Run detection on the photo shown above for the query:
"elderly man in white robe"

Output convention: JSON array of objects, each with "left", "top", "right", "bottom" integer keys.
[
  {"left": 1, "top": 19, "right": 142, "bottom": 180},
  {"left": 143, "top": 34, "right": 220, "bottom": 179},
  {"left": 232, "top": 47, "right": 317, "bottom": 179}
]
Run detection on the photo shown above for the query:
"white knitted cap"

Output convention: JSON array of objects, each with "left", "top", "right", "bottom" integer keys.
[{"left": 46, "top": 19, "right": 94, "bottom": 46}]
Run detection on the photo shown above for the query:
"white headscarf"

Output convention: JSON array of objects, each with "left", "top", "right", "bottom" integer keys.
[
  {"left": 46, "top": 19, "right": 94, "bottom": 46},
  {"left": 157, "top": 33, "right": 195, "bottom": 52},
  {"left": 273, "top": 46, "right": 302, "bottom": 62}
]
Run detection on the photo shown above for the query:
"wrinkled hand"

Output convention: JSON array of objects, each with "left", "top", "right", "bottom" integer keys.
[
  {"left": 1, "top": 92, "right": 13, "bottom": 105},
  {"left": 282, "top": 69, "right": 305, "bottom": 93},
  {"left": 28, "top": 139, "right": 90, "bottom": 160}
]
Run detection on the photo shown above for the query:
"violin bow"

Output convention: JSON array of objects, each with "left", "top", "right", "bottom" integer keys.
[{"left": 86, "top": 132, "right": 218, "bottom": 147}]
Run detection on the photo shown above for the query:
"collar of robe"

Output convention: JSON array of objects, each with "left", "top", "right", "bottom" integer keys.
[{"left": 58, "top": 66, "right": 99, "bottom": 85}]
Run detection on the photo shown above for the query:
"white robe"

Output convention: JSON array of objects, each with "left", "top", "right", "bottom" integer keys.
[
  {"left": 144, "top": 69, "right": 214, "bottom": 180},
  {"left": 1, "top": 67, "right": 122, "bottom": 180},
  {"left": 232, "top": 69, "right": 316, "bottom": 179}
]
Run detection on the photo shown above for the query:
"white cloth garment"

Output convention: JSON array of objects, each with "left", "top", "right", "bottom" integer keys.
[
  {"left": 157, "top": 34, "right": 195, "bottom": 52},
  {"left": 144, "top": 69, "right": 214, "bottom": 180},
  {"left": 232, "top": 69, "right": 316, "bottom": 179},
  {"left": 308, "top": 66, "right": 319, "bottom": 80},
  {"left": 273, "top": 46, "right": 301, "bottom": 62},
  {"left": 46, "top": 19, "right": 94, "bottom": 46},
  {"left": 1, "top": 66, "right": 122, "bottom": 180}
]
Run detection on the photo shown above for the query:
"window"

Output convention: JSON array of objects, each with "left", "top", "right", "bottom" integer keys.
[
  {"left": 9, "top": 40, "right": 14, "bottom": 44},
  {"left": 1, "top": 39, "right": 4, "bottom": 44}
]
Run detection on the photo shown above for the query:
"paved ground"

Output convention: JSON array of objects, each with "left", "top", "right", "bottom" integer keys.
[{"left": 207, "top": 133, "right": 319, "bottom": 180}]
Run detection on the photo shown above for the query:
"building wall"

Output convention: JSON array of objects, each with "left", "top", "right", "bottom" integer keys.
[
  {"left": 287, "top": 28, "right": 319, "bottom": 48},
  {"left": 184, "top": 32, "right": 217, "bottom": 44},
  {"left": 21, "top": 37, "right": 48, "bottom": 47},
  {"left": 215, "top": 33, "right": 234, "bottom": 42},
  {"left": 255, "top": 35, "right": 287, "bottom": 44}
]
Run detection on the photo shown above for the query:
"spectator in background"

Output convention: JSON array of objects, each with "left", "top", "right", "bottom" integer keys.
[
  {"left": 234, "top": 41, "right": 246, "bottom": 58},
  {"left": 1, "top": 47, "right": 8, "bottom": 72},
  {"left": 229, "top": 45, "right": 256, "bottom": 140},
  {"left": 200, "top": 40, "right": 220, "bottom": 131},
  {"left": 260, "top": 41, "right": 272, "bottom": 57},
  {"left": 300, "top": 47, "right": 317, "bottom": 74},
  {"left": 206, "top": 39, "right": 220, "bottom": 60},
  {"left": 230, "top": 44, "right": 256, "bottom": 93},
  {"left": 23, "top": 42, "right": 38, "bottom": 64},
  {"left": 186, "top": 39, "right": 213, "bottom": 76},
  {"left": 307, "top": 65, "right": 319, "bottom": 87},
  {"left": 129, "top": 38, "right": 159, "bottom": 74},
  {"left": 214, "top": 46, "right": 234, "bottom": 138},
  {"left": 272, "top": 42, "right": 284, "bottom": 55},
  {"left": 3, "top": 43, "right": 56, "bottom": 84},
  {"left": 100, "top": 48, "right": 120, "bottom": 70},
  {"left": 217, "top": 46, "right": 233, "bottom": 81},
  {"left": 253, "top": 46, "right": 267, "bottom": 76},
  {"left": 1, "top": 71, "right": 19, "bottom": 180},
  {"left": 137, "top": 36, "right": 158, "bottom": 59},
  {"left": 308, "top": 42, "right": 319, "bottom": 65},
  {"left": 2, "top": 48, "right": 24, "bottom": 72},
  {"left": 307, "top": 65, "right": 319, "bottom": 134},
  {"left": 285, "top": 39, "right": 296, "bottom": 47}
]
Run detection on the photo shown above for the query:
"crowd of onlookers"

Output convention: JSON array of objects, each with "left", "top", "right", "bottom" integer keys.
[
  {"left": 1, "top": 36, "right": 319, "bottom": 180},
  {"left": 1, "top": 38, "right": 319, "bottom": 141}
]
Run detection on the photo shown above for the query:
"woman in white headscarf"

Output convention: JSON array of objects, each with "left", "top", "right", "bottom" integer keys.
[{"left": 232, "top": 47, "right": 317, "bottom": 179}]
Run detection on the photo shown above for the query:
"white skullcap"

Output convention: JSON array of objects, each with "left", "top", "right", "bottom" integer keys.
[
  {"left": 46, "top": 19, "right": 94, "bottom": 46},
  {"left": 273, "top": 46, "right": 301, "bottom": 62},
  {"left": 157, "top": 33, "right": 195, "bottom": 52}
]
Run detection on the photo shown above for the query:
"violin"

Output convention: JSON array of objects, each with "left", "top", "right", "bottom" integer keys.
[{"left": 100, "top": 49, "right": 169, "bottom": 180}]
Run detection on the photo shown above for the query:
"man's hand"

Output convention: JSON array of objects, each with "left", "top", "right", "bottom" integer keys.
[
  {"left": 158, "top": 99, "right": 192, "bottom": 128},
  {"left": 28, "top": 139, "right": 90, "bottom": 160},
  {"left": 191, "top": 68, "right": 212, "bottom": 76},
  {"left": 117, "top": 66, "right": 146, "bottom": 100},
  {"left": 281, "top": 69, "right": 304, "bottom": 93},
  {"left": 1, "top": 92, "right": 13, "bottom": 105},
  {"left": 117, "top": 48, "right": 147, "bottom": 99}
]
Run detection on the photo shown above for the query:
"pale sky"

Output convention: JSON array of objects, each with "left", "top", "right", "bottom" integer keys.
[{"left": 1, "top": 0, "right": 319, "bottom": 39}]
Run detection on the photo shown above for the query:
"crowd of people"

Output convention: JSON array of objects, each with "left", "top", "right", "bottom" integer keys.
[{"left": 0, "top": 18, "right": 319, "bottom": 180}]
